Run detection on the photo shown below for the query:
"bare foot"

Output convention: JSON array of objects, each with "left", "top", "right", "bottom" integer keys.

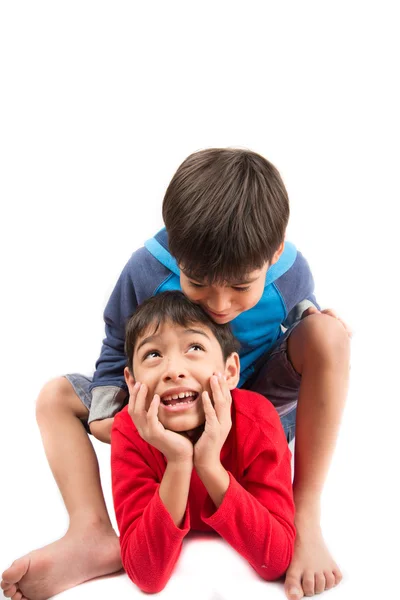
[
  {"left": 1, "top": 521, "right": 122, "bottom": 600},
  {"left": 284, "top": 516, "right": 342, "bottom": 598}
]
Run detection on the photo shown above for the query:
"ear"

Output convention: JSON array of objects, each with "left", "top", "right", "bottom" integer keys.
[
  {"left": 124, "top": 367, "right": 136, "bottom": 393},
  {"left": 223, "top": 352, "right": 240, "bottom": 390},
  {"left": 270, "top": 240, "right": 285, "bottom": 266}
]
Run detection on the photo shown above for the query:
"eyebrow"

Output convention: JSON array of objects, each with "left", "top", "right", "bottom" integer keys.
[
  {"left": 136, "top": 327, "right": 211, "bottom": 353},
  {"left": 184, "top": 272, "right": 259, "bottom": 285}
]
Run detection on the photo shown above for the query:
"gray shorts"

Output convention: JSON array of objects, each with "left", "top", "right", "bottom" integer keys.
[{"left": 66, "top": 324, "right": 300, "bottom": 444}]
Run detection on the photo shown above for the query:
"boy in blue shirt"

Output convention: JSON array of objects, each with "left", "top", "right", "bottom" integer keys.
[{"left": 1, "top": 148, "right": 351, "bottom": 600}]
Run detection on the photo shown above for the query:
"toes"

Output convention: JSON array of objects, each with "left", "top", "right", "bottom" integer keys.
[
  {"left": 324, "top": 570, "right": 336, "bottom": 590},
  {"left": 302, "top": 571, "right": 315, "bottom": 596},
  {"left": 284, "top": 571, "right": 304, "bottom": 599},
  {"left": 2, "top": 557, "right": 30, "bottom": 585},
  {"left": 1, "top": 580, "right": 14, "bottom": 591},
  {"left": 314, "top": 573, "right": 326, "bottom": 594},
  {"left": 333, "top": 567, "right": 343, "bottom": 586},
  {"left": 11, "top": 591, "right": 23, "bottom": 600},
  {"left": 3, "top": 584, "right": 17, "bottom": 598}
]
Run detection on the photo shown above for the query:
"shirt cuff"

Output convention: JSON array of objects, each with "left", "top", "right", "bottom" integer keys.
[
  {"left": 201, "top": 471, "right": 240, "bottom": 527},
  {"left": 155, "top": 487, "right": 191, "bottom": 535},
  {"left": 88, "top": 386, "right": 128, "bottom": 424}
]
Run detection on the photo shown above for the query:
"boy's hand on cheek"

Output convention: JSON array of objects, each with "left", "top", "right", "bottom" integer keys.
[
  {"left": 128, "top": 382, "right": 194, "bottom": 464},
  {"left": 194, "top": 374, "right": 232, "bottom": 471}
]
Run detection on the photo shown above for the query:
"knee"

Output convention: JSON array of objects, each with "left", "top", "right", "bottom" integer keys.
[
  {"left": 35, "top": 376, "right": 74, "bottom": 418},
  {"left": 291, "top": 313, "right": 350, "bottom": 372},
  {"left": 300, "top": 313, "right": 351, "bottom": 364}
]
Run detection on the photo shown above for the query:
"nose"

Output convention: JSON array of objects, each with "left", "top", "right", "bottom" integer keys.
[
  {"left": 207, "top": 292, "right": 231, "bottom": 313},
  {"left": 162, "top": 358, "right": 188, "bottom": 382}
]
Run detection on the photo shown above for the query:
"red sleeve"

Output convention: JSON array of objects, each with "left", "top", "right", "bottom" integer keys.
[
  {"left": 111, "top": 417, "right": 190, "bottom": 593},
  {"left": 201, "top": 426, "right": 295, "bottom": 581}
]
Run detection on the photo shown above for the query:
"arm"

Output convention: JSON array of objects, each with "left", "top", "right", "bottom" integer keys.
[
  {"left": 278, "top": 250, "right": 320, "bottom": 329},
  {"left": 194, "top": 376, "right": 295, "bottom": 581},
  {"left": 199, "top": 444, "right": 295, "bottom": 581},
  {"left": 87, "top": 255, "right": 139, "bottom": 425},
  {"left": 111, "top": 421, "right": 192, "bottom": 594}
]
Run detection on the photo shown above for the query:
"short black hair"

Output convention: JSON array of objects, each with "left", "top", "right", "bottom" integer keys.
[
  {"left": 162, "top": 147, "right": 289, "bottom": 284},
  {"left": 125, "top": 291, "right": 240, "bottom": 373}
]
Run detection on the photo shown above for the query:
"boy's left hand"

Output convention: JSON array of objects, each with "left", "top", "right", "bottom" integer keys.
[
  {"left": 302, "top": 306, "right": 353, "bottom": 338},
  {"left": 194, "top": 373, "right": 232, "bottom": 471}
]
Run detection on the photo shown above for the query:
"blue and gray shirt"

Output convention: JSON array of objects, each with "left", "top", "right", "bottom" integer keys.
[{"left": 88, "top": 228, "right": 318, "bottom": 423}]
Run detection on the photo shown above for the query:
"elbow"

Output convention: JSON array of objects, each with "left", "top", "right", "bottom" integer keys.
[
  {"left": 122, "top": 551, "right": 170, "bottom": 594},
  {"left": 140, "top": 582, "right": 168, "bottom": 594},
  {"left": 125, "top": 570, "right": 169, "bottom": 594},
  {"left": 258, "top": 532, "right": 295, "bottom": 581},
  {"left": 257, "top": 555, "right": 292, "bottom": 582}
]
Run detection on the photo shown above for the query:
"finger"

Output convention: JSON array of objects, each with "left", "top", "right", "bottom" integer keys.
[
  {"left": 217, "top": 372, "right": 232, "bottom": 402},
  {"left": 202, "top": 391, "right": 217, "bottom": 420},
  {"left": 128, "top": 381, "right": 141, "bottom": 412},
  {"left": 211, "top": 375, "right": 231, "bottom": 424},
  {"left": 321, "top": 308, "right": 338, "bottom": 318},
  {"left": 134, "top": 383, "right": 148, "bottom": 415},
  {"left": 210, "top": 375, "right": 225, "bottom": 416},
  {"left": 302, "top": 306, "right": 320, "bottom": 318},
  {"left": 147, "top": 394, "right": 161, "bottom": 422}
]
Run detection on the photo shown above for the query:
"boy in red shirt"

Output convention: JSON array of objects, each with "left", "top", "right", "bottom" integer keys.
[{"left": 111, "top": 290, "right": 296, "bottom": 593}]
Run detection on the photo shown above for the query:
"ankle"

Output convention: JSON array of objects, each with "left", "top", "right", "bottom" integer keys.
[{"left": 68, "top": 512, "right": 114, "bottom": 533}]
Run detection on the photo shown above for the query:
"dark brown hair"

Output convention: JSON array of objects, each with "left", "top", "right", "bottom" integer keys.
[
  {"left": 125, "top": 291, "right": 240, "bottom": 374},
  {"left": 162, "top": 147, "right": 289, "bottom": 284}
]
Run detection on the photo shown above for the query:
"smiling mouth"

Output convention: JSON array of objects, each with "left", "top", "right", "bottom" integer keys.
[{"left": 161, "top": 391, "right": 199, "bottom": 407}]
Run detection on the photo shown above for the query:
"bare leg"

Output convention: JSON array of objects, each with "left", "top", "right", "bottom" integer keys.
[
  {"left": 1, "top": 377, "right": 122, "bottom": 600},
  {"left": 284, "top": 314, "right": 350, "bottom": 599}
]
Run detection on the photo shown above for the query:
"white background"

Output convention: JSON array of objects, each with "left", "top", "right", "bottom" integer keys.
[{"left": 0, "top": 2, "right": 399, "bottom": 599}]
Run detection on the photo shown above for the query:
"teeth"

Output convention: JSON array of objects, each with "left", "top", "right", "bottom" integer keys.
[{"left": 162, "top": 391, "right": 196, "bottom": 402}]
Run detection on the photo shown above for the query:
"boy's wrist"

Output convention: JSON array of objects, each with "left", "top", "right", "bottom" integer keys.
[
  {"left": 195, "top": 461, "right": 230, "bottom": 509},
  {"left": 194, "top": 457, "right": 222, "bottom": 475},
  {"left": 167, "top": 455, "right": 194, "bottom": 469}
]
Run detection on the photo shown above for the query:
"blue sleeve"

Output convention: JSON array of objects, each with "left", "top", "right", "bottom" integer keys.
[
  {"left": 89, "top": 246, "right": 172, "bottom": 395},
  {"left": 274, "top": 251, "right": 320, "bottom": 328},
  {"left": 89, "top": 256, "right": 139, "bottom": 392}
]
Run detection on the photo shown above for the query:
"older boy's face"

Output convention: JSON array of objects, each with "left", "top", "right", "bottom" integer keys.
[
  {"left": 179, "top": 263, "right": 270, "bottom": 324},
  {"left": 125, "top": 321, "right": 239, "bottom": 433}
]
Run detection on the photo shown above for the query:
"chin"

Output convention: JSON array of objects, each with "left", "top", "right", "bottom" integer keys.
[{"left": 163, "top": 417, "right": 204, "bottom": 433}]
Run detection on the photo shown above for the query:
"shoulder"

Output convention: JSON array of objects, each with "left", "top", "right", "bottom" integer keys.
[
  {"left": 231, "top": 388, "right": 286, "bottom": 447},
  {"left": 275, "top": 247, "right": 313, "bottom": 286},
  {"left": 123, "top": 244, "right": 173, "bottom": 302},
  {"left": 112, "top": 405, "right": 148, "bottom": 452},
  {"left": 273, "top": 247, "right": 315, "bottom": 308}
]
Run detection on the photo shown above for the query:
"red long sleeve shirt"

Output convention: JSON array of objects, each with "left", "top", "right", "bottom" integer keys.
[{"left": 111, "top": 388, "right": 295, "bottom": 593}]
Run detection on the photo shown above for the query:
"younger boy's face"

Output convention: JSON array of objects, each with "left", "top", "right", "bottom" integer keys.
[
  {"left": 179, "top": 264, "right": 269, "bottom": 324},
  {"left": 125, "top": 320, "right": 239, "bottom": 433}
]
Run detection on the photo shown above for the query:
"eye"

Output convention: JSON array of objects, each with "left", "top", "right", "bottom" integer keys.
[
  {"left": 232, "top": 286, "right": 251, "bottom": 292},
  {"left": 188, "top": 343, "right": 205, "bottom": 352},
  {"left": 189, "top": 282, "right": 205, "bottom": 289},
  {"left": 143, "top": 349, "right": 161, "bottom": 360}
]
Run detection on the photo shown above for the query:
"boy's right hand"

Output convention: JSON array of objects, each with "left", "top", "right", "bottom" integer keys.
[{"left": 128, "top": 382, "right": 194, "bottom": 464}]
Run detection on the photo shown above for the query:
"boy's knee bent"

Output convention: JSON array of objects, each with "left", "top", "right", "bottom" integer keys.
[
  {"left": 36, "top": 377, "right": 88, "bottom": 420},
  {"left": 289, "top": 313, "right": 350, "bottom": 372},
  {"left": 300, "top": 313, "right": 350, "bottom": 363}
]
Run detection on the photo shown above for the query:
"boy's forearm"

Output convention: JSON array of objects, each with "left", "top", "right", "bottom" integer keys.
[
  {"left": 159, "top": 460, "right": 193, "bottom": 527},
  {"left": 196, "top": 461, "right": 230, "bottom": 509}
]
